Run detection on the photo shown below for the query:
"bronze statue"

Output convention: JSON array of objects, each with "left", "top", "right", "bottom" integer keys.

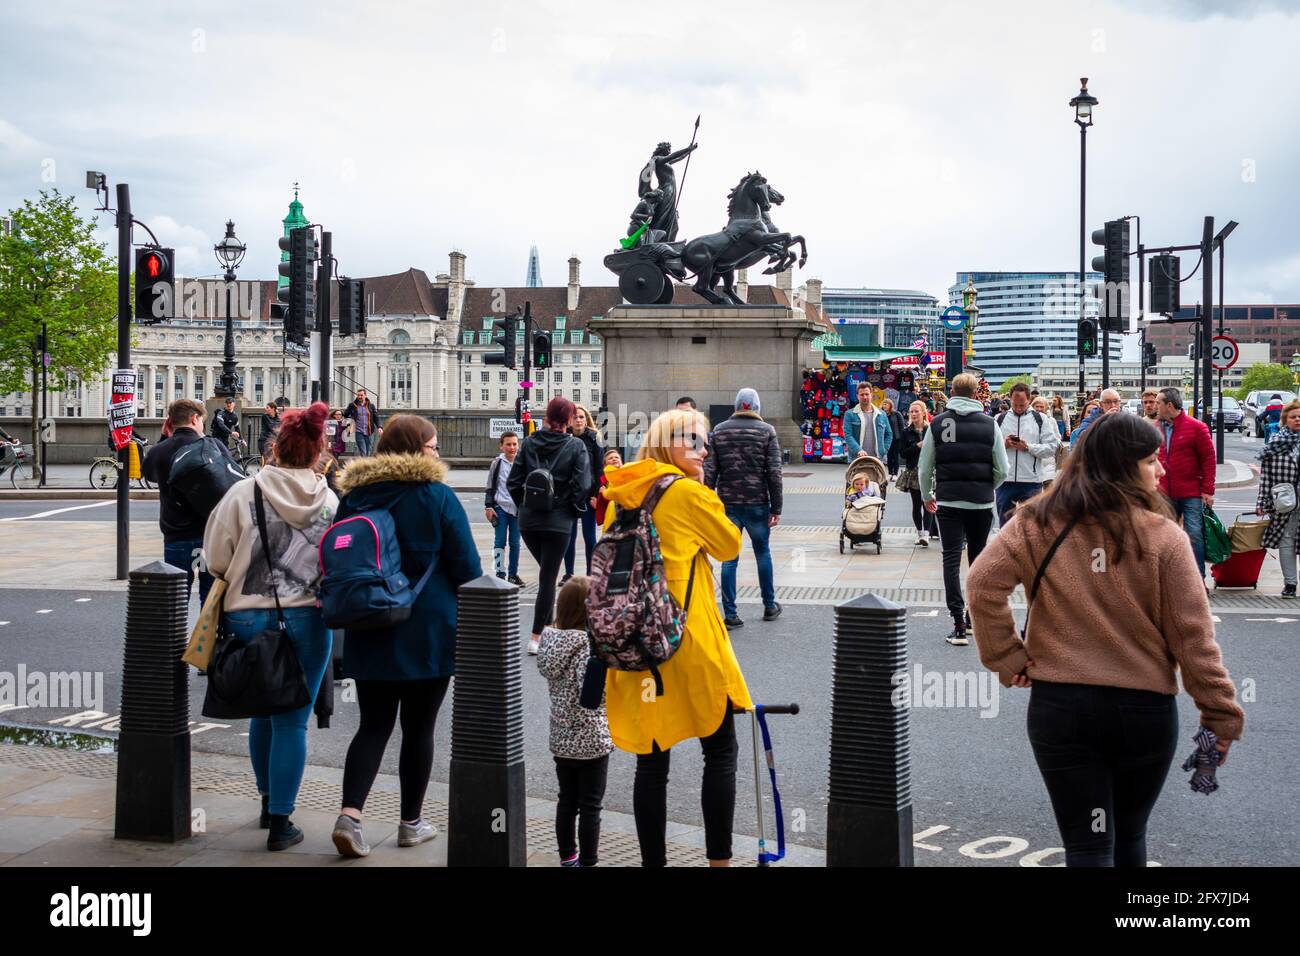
[{"left": 637, "top": 141, "right": 697, "bottom": 243}]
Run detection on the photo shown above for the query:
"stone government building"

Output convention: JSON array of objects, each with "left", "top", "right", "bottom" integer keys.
[{"left": 2, "top": 248, "right": 829, "bottom": 422}]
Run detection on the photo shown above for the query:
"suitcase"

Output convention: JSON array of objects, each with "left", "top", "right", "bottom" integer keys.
[{"left": 1211, "top": 548, "right": 1267, "bottom": 589}]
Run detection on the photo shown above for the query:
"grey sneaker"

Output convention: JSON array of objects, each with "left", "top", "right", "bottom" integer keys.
[
  {"left": 331, "top": 814, "right": 370, "bottom": 858},
  {"left": 398, "top": 819, "right": 438, "bottom": 847}
]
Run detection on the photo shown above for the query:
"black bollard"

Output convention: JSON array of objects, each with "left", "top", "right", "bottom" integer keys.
[
  {"left": 826, "top": 592, "right": 913, "bottom": 866},
  {"left": 447, "top": 574, "right": 526, "bottom": 867},
  {"left": 115, "top": 561, "right": 191, "bottom": 842}
]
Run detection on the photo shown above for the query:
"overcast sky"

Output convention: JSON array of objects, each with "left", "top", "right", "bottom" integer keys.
[{"left": 3, "top": 0, "right": 1300, "bottom": 312}]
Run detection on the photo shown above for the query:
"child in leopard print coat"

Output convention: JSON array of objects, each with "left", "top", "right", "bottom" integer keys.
[{"left": 537, "top": 576, "right": 613, "bottom": 867}]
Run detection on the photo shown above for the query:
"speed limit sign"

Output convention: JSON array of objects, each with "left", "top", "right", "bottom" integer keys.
[{"left": 1210, "top": 335, "right": 1239, "bottom": 371}]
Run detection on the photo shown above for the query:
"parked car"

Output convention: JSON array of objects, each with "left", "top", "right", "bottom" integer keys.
[
  {"left": 1196, "top": 395, "right": 1243, "bottom": 432},
  {"left": 1242, "top": 390, "right": 1297, "bottom": 437}
]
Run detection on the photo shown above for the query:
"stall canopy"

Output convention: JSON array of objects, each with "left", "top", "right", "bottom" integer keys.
[{"left": 822, "top": 345, "right": 923, "bottom": 363}]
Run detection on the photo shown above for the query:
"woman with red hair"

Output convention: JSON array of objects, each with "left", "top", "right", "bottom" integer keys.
[
  {"left": 202, "top": 401, "right": 338, "bottom": 852},
  {"left": 507, "top": 397, "right": 591, "bottom": 655}
]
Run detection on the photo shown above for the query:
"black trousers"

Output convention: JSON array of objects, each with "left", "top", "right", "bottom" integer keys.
[
  {"left": 1027, "top": 681, "right": 1179, "bottom": 867},
  {"left": 633, "top": 708, "right": 738, "bottom": 866},
  {"left": 341, "top": 677, "right": 450, "bottom": 821},
  {"left": 554, "top": 754, "right": 609, "bottom": 866},
  {"left": 908, "top": 488, "right": 935, "bottom": 535},
  {"left": 936, "top": 505, "right": 993, "bottom": 625},
  {"left": 522, "top": 527, "right": 572, "bottom": 636}
]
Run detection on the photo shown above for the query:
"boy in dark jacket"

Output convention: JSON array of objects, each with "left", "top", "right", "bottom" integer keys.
[{"left": 142, "top": 398, "right": 214, "bottom": 605}]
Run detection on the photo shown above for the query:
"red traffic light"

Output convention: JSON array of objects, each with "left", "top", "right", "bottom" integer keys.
[{"left": 143, "top": 252, "right": 163, "bottom": 278}]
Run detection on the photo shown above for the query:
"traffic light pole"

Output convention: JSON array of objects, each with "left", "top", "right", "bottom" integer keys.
[
  {"left": 116, "top": 183, "right": 132, "bottom": 581},
  {"left": 316, "top": 231, "right": 333, "bottom": 406},
  {"left": 1216, "top": 235, "right": 1226, "bottom": 464},
  {"left": 1077, "top": 122, "right": 1087, "bottom": 415},
  {"left": 522, "top": 302, "right": 533, "bottom": 435},
  {"left": 1201, "top": 216, "right": 1215, "bottom": 445}
]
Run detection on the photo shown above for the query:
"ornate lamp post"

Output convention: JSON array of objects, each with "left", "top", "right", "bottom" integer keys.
[
  {"left": 1290, "top": 351, "right": 1300, "bottom": 390},
  {"left": 213, "top": 220, "right": 246, "bottom": 397},
  {"left": 1069, "top": 77, "right": 1098, "bottom": 415},
  {"left": 961, "top": 277, "right": 980, "bottom": 370}
]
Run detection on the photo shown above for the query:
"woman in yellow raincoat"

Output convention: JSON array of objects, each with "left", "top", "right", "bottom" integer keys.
[{"left": 601, "top": 407, "right": 753, "bottom": 867}]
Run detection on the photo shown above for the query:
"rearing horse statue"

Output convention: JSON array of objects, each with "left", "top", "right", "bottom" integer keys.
[{"left": 680, "top": 171, "right": 808, "bottom": 305}]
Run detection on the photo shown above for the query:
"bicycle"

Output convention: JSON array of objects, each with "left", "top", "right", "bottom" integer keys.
[
  {"left": 233, "top": 438, "right": 263, "bottom": 477},
  {"left": 2, "top": 443, "right": 42, "bottom": 490},
  {"left": 88, "top": 436, "right": 154, "bottom": 490}
]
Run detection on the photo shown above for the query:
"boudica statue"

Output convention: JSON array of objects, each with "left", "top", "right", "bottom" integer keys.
[{"left": 604, "top": 117, "right": 808, "bottom": 306}]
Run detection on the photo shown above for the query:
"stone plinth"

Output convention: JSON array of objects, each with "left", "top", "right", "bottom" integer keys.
[{"left": 595, "top": 304, "right": 822, "bottom": 454}]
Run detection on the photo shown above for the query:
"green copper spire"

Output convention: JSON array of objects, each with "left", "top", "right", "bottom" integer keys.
[{"left": 279, "top": 182, "right": 308, "bottom": 288}]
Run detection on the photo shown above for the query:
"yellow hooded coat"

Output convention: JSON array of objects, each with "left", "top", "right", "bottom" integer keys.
[{"left": 600, "top": 459, "right": 753, "bottom": 754}]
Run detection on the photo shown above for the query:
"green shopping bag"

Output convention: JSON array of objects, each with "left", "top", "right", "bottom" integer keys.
[{"left": 1203, "top": 507, "right": 1232, "bottom": 566}]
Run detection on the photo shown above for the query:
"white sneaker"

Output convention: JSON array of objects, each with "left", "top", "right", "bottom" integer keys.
[
  {"left": 917, "top": 535, "right": 929, "bottom": 547},
  {"left": 527, "top": 637, "right": 539, "bottom": 655}
]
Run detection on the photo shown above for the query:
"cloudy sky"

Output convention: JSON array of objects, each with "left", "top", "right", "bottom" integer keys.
[{"left": 3, "top": 0, "right": 1300, "bottom": 312}]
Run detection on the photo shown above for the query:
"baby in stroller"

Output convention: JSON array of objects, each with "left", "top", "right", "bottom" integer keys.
[{"left": 840, "top": 456, "right": 888, "bottom": 554}]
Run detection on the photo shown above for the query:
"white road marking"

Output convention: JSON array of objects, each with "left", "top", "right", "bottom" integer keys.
[
  {"left": 75, "top": 598, "right": 92, "bottom": 603},
  {"left": 36, "top": 609, "right": 53, "bottom": 614},
  {"left": 911, "top": 610, "right": 939, "bottom": 618},
  {"left": 1246, "top": 617, "right": 1297, "bottom": 623},
  {"left": 1212, "top": 615, "right": 1221, "bottom": 623},
  {"left": 0, "top": 621, "right": 8, "bottom": 626},
  {"left": 0, "top": 501, "right": 115, "bottom": 521},
  {"left": 913, "top": 824, "right": 949, "bottom": 851}
]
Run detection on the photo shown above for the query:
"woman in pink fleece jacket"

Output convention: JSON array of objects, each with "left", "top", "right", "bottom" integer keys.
[{"left": 967, "top": 412, "right": 1244, "bottom": 868}]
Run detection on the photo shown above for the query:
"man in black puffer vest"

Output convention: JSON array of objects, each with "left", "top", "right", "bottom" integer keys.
[{"left": 918, "top": 373, "right": 1009, "bottom": 646}]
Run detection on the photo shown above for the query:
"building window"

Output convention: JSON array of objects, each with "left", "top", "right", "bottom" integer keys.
[
  {"left": 464, "top": 371, "right": 471, "bottom": 383},
  {"left": 591, "top": 371, "right": 600, "bottom": 383},
  {"left": 480, "top": 371, "right": 489, "bottom": 383},
  {"left": 570, "top": 331, "right": 584, "bottom": 345},
  {"left": 588, "top": 333, "right": 600, "bottom": 345},
  {"left": 389, "top": 329, "right": 411, "bottom": 345},
  {"left": 498, "top": 389, "right": 507, "bottom": 403},
  {"left": 480, "top": 388, "right": 489, "bottom": 403},
  {"left": 193, "top": 373, "right": 204, "bottom": 399},
  {"left": 498, "top": 371, "right": 507, "bottom": 383},
  {"left": 555, "top": 316, "right": 567, "bottom": 331},
  {"left": 535, "top": 389, "right": 543, "bottom": 403},
  {"left": 390, "top": 365, "right": 412, "bottom": 404},
  {"left": 481, "top": 317, "right": 493, "bottom": 330},
  {"left": 464, "top": 388, "right": 471, "bottom": 403},
  {"left": 573, "top": 371, "right": 582, "bottom": 383},
  {"left": 478, "top": 332, "right": 491, "bottom": 345},
  {"left": 462, "top": 331, "right": 474, "bottom": 345},
  {"left": 553, "top": 371, "right": 563, "bottom": 383}
]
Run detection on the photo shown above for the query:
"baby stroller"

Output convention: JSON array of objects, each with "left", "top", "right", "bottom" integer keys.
[{"left": 840, "top": 456, "right": 888, "bottom": 554}]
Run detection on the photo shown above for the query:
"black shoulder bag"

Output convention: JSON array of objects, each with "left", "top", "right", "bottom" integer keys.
[
  {"left": 202, "top": 483, "right": 312, "bottom": 720},
  {"left": 1020, "top": 516, "right": 1079, "bottom": 641}
]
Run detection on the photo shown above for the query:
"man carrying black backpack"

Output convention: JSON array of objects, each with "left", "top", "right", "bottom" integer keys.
[
  {"left": 144, "top": 399, "right": 219, "bottom": 606},
  {"left": 508, "top": 397, "right": 589, "bottom": 656},
  {"left": 994, "top": 382, "right": 1059, "bottom": 525}
]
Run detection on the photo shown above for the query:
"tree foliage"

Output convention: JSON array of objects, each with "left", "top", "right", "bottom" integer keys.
[
  {"left": 998, "top": 374, "right": 1032, "bottom": 394},
  {"left": 1233, "top": 363, "right": 1296, "bottom": 400},
  {"left": 0, "top": 190, "right": 118, "bottom": 405}
]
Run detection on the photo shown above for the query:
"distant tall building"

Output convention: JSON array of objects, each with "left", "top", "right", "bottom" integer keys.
[
  {"left": 821, "top": 288, "right": 942, "bottom": 349},
  {"left": 526, "top": 244, "right": 543, "bottom": 287},
  {"left": 948, "top": 271, "right": 1112, "bottom": 386},
  {"left": 279, "top": 183, "right": 308, "bottom": 290}
]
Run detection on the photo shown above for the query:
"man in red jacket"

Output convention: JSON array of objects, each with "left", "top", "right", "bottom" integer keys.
[{"left": 1156, "top": 387, "right": 1216, "bottom": 581}]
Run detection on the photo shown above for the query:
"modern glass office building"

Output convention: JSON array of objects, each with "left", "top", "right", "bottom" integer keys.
[
  {"left": 947, "top": 271, "right": 1113, "bottom": 386},
  {"left": 821, "top": 288, "right": 943, "bottom": 349}
]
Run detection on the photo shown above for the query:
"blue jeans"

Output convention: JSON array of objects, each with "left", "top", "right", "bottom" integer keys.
[
  {"left": 564, "top": 506, "right": 598, "bottom": 576},
  {"left": 996, "top": 481, "right": 1044, "bottom": 526},
  {"left": 224, "top": 607, "right": 332, "bottom": 816},
  {"left": 493, "top": 509, "right": 521, "bottom": 578},
  {"left": 354, "top": 430, "right": 376, "bottom": 456},
  {"left": 1170, "top": 497, "right": 1206, "bottom": 577},
  {"left": 720, "top": 505, "right": 776, "bottom": 619},
  {"left": 164, "top": 538, "right": 213, "bottom": 610}
]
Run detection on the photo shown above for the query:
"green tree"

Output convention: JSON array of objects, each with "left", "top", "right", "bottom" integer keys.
[
  {"left": 998, "top": 374, "right": 1032, "bottom": 394},
  {"left": 0, "top": 190, "right": 117, "bottom": 472},
  {"left": 1233, "top": 363, "right": 1295, "bottom": 401}
]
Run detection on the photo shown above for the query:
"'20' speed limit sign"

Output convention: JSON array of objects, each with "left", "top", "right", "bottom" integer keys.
[{"left": 1210, "top": 335, "right": 1239, "bottom": 371}]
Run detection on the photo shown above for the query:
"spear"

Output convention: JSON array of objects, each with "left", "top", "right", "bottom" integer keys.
[{"left": 673, "top": 115, "right": 701, "bottom": 217}]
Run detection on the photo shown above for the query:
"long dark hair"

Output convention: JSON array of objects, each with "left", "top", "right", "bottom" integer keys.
[{"left": 1018, "top": 412, "right": 1170, "bottom": 565}]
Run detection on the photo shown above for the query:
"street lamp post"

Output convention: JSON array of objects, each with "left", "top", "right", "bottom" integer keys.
[
  {"left": 1070, "top": 77, "right": 1098, "bottom": 416},
  {"left": 961, "top": 277, "right": 979, "bottom": 370},
  {"left": 213, "top": 220, "right": 246, "bottom": 398},
  {"left": 1290, "top": 351, "right": 1300, "bottom": 391}
]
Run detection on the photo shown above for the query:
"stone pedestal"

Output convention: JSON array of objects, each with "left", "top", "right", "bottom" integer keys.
[{"left": 595, "top": 304, "right": 822, "bottom": 454}]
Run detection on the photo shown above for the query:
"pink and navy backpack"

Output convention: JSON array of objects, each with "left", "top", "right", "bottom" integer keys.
[
  {"left": 586, "top": 474, "right": 697, "bottom": 697},
  {"left": 317, "top": 500, "right": 434, "bottom": 630}
]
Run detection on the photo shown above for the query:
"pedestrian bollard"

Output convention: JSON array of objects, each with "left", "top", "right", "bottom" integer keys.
[
  {"left": 114, "top": 561, "right": 191, "bottom": 843},
  {"left": 447, "top": 574, "right": 526, "bottom": 866},
  {"left": 826, "top": 592, "right": 913, "bottom": 866}
]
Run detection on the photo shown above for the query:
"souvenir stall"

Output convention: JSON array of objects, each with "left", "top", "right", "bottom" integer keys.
[{"left": 800, "top": 343, "right": 927, "bottom": 462}]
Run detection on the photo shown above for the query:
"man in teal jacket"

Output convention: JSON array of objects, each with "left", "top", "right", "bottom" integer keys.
[{"left": 843, "top": 382, "right": 894, "bottom": 460}]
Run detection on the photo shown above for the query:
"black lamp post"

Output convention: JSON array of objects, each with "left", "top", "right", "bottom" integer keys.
[
  {"left": 213, "top": 220, "right": 246, "bottom": 397},
  {"left": 1069, "top": 78, "right": 1098, "bottom": 413}
]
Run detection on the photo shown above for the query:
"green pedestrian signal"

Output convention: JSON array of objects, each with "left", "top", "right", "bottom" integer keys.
[{"left": 1077, "top": 319, "right": 1097, "bottom": 357}]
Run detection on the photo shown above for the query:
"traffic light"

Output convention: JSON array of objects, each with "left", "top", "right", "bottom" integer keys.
[
  {"left": 1091, "top": 219, "right": 1130, "bottom": 333},
  {"left": 277, "top": 226, "right": 317, "bottom": 344},
  {"left": 134, "top": 247, "right": 175, "bottom": 323},
  {"left": 1150, "top": 254, "right": 1180, "bottom": 314},
  {"left": 1142, "top": 341, "right": 1157, "bottom": 368},
  {"left": 484, "top": 312, "right": 518, "bottom": 369},
  {"left": 338, "top": 278, "right": 367, "bottom": 337},
  {"left": 533, "top": 330, "right": 552, "bottom": 370},
  {"left": 1077, "top": 319, "right": 1097, "bottom": 358}
]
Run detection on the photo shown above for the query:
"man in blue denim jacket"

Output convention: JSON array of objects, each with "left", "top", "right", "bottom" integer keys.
[{"left": 842, "top": 382, "right": 894, "bottom": 461}]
